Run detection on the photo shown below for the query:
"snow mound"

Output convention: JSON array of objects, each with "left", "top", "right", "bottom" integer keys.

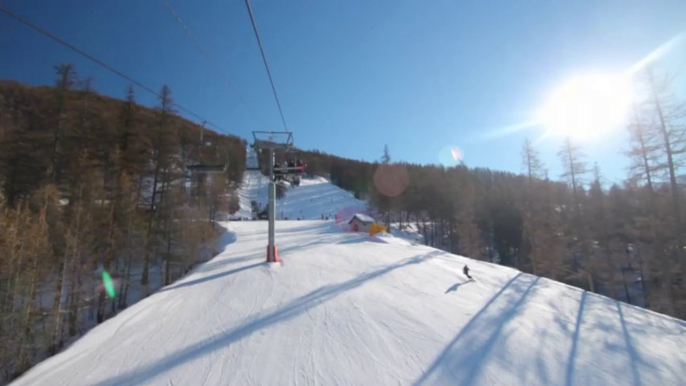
[{"left": 12, "top": 220, "right": 686, "bottom": 386}]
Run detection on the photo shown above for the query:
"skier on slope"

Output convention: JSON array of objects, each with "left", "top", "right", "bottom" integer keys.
[{"left": 463, "top": 265, "right": 473, "bottom": 280}]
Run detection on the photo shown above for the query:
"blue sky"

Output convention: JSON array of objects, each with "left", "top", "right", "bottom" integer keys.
[{"left": 1, "top": 0, "right": 685, "bottom": 184}]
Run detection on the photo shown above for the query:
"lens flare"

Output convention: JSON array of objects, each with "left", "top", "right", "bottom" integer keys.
[
  {"left": 626, "top": 31, "right": 686, "bottom": 76},
  {"left": 478, "top": 120, "right": 540, "bottom": 141},
  {"left": 102, "top": 270, "right": 116, "bottom": 299},
  {"left": 373, "top": 164, "right": 409, "bottom": 197},
  {"left": 438, "top": 145, "right": 463, "bottom": 167}
]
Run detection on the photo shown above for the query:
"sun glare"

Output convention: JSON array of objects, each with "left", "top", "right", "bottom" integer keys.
[{"left": 537, "top": 74, "right": 634, "bottom": 141}]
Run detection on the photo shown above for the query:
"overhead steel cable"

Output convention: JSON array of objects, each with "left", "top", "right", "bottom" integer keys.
[
  {"left": 243, "top": 0, "right": 290, "bottom": 132},
  {"left": 0, "top": 4, "right": 231, "bottom": 135},
  {"left": 162, "top": 0, "right": 233, "bottom": 87},
  {"left": 161, "top": 0, "right": 269, "bottom": 130}
]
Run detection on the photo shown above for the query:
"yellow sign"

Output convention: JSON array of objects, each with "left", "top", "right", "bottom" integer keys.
[{"left": 369, "top": 223, "right": 386, "bottom": 236}]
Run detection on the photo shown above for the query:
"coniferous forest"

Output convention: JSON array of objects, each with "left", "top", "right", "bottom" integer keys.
[{"left": 0, "top": 65, "right": 244, "bottom": 381}]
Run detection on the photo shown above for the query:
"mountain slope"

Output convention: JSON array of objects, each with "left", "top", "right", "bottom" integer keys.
[
  {"left": 236, "top": 148, "right": 367, "bottom": 221},
  {"left": 11, "top": 219, "right": 686, "bottom": 386}
]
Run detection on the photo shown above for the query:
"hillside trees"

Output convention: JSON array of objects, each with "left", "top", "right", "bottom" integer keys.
[
  {"left": 630, "top": 69, "right": 686, "bottom": 316},
  {"left": 0, "top": 66, "right": 244, "bottom": 382},
  {"left": 644, "top": 69, "right": 686, "bottom": 241},
  {"left": 521, "top": 138, "right": 545, "bottom": 273},
  {"left": 141, "top": 85, "right": 177, "bottom": 285}
]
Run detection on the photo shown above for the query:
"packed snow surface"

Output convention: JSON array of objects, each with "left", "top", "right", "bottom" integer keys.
[{"left": 12, "top": 220, "right": 686, "bottom": 386}]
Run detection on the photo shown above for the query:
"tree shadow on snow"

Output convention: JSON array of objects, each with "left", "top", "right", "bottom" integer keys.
[
  {"left": 89, "top": 251, "right": 440, "bottom": 386},
  {"left": 564, "top": 291, "right": 587, "bottom": 386},
  {"left": 158, "top": 262, "right": 265, "bottom": 293},
  {"left": 616, "top": 301, "right": 643, "bottom": 386},
  {"left": 277, "top": 235, "right": 346, "bottom": 256},
  {"left": 421, "top": 271, "right": 682, "bottom": 386},
  {"left": 534, "top": 281, "right": 673, "bottom": 386},
  {"left": 192, "top": 253, "right": 263, "bottom": 275},
  {"left": 563, "top": 291, "right": 673, "bottom": 386},
  {"left": 415, "top": 273, "right": 540, "bottom": 386}
]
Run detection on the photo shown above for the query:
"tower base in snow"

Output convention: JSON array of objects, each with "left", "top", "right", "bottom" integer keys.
[{"left": 267, "top": 245, "right": 281, "bottom": 263}]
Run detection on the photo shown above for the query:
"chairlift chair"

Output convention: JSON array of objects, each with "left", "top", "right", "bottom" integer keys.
[
  {"left": 273, "top": 148, "right": 306, "bottom": 182},
  {"left": 187, "top": 163, "right": 227, "bottom": 174},
  {"left": 252, "top": 131, "right": 294, "bottom": 151},
  {"left": 188, "top": 137, "right": 228, "bottom": 174},
  {"left": 272, "top": 163, "right": 305, "bottom": 184}
]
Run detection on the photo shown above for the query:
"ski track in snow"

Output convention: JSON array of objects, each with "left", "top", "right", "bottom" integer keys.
[{"left": 11, "top": 160, "right": 686, "bottom": 386}]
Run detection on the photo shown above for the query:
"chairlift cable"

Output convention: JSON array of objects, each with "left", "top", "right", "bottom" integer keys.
[
  {"left": 0, "top": 4, "right": 231, "bottom": 135},
  {"left": 161, "top": 0, "right": 270, "bottom": 129},
  {"left": 243, "top": 0, "right": 290, "bottom": 132}
]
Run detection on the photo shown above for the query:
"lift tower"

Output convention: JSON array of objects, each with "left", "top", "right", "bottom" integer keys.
[{"left": 251, "top": 131, "right": 299, "bottom": 263}]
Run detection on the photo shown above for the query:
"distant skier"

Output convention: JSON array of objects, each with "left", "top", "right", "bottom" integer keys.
[{"left": 463, "top": 265, "right": 473, "bottom": 281}]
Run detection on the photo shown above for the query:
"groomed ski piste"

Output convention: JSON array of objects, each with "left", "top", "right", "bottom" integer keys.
[{"left": 12, "top": 156, "right": 686, "bottom": 386}]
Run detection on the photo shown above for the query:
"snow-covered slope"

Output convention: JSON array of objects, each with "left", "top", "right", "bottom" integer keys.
[
  {"left": 275, "top": 176, "right": 366, "bottom": 220},
  {"left": 236, "top": 150, "right": 367, "bottom": 221},
  {"left": 12, "top": 155, "right": 686, "bottom": 385},
  {"left": 235, "top": 170, "right": 269, "bottom": 219},
  {"left": 12, "top": 219, "right": 686, "bottom": 386}
]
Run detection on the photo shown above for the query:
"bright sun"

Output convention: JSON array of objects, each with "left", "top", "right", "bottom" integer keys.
[{"left": 537, "top": 74, "right": 634, "bottom": 141}]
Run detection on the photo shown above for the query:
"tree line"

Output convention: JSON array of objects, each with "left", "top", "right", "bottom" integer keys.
[
  {"left": 300, "top": 69, "right": 686, "bottom": 320},
  {"left": 0, "top": 65, "right": 244, "bottom": 381}
]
